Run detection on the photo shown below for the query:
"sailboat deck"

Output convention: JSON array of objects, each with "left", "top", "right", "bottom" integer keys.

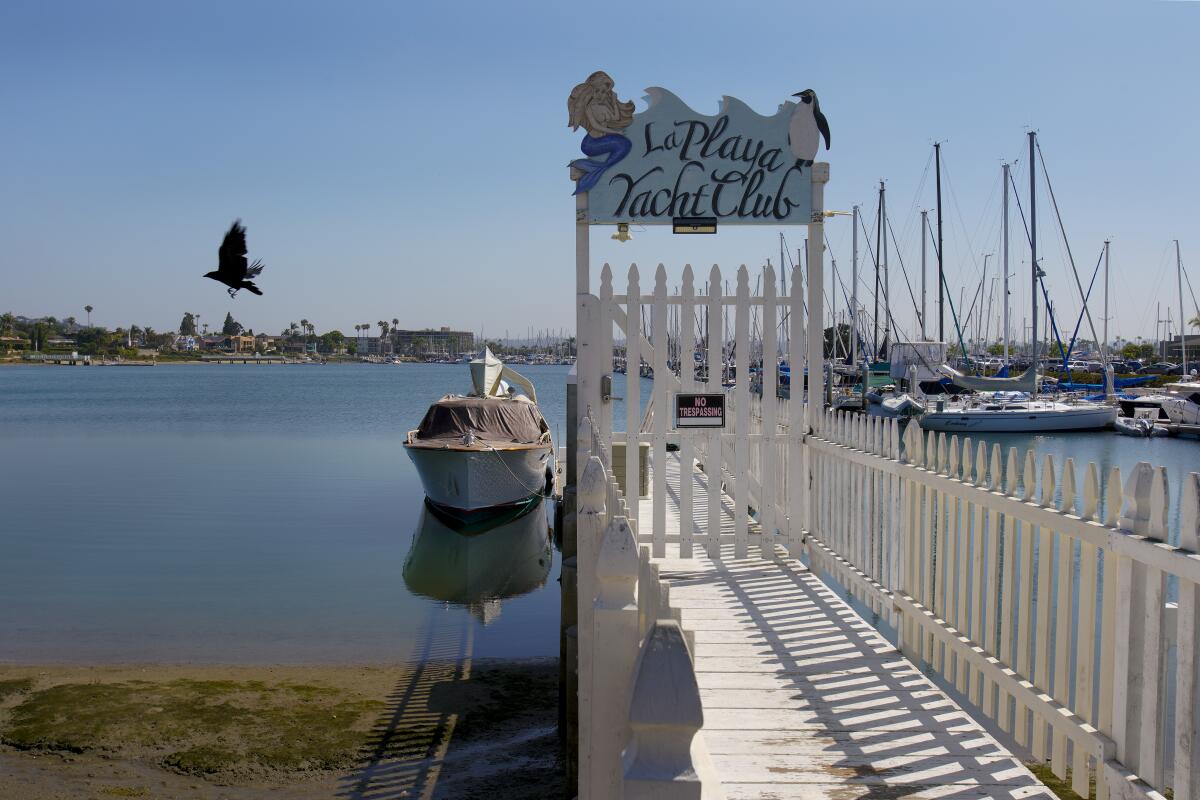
[{"left": 638, "top": 452, "right": 1053, "bottom": 798}]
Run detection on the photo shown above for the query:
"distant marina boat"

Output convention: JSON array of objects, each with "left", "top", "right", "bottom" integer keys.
[
  {"left": 1114, "top": 414, "right": 1169, "bottom": 438},
  {"left": 405, "top": 348, "right": 554, "bottom": 516},
  {"left": 918, "top": 391, "right": 1117, "bottom": 432},
  {"left": 1117, "top": 381, "right": 1200, "bottom": 426}
]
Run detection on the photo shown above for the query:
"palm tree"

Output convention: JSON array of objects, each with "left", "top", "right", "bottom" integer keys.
[
  {"left": 84, "top": 305, "right": 93, "bottom": 326},
  {"left": 1190, "top": 314, "right": 1200, "bottom": 330}
]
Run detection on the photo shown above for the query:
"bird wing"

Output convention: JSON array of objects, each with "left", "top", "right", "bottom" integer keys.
[
  {"left": 217, "top": 220, "right": 249, "bottom": 279},
  {"left": 816, "top": 111, "right": 831, "bottom": 150},
  {"left": 246, "top": 259, "right": 265, "bottom": 279}
]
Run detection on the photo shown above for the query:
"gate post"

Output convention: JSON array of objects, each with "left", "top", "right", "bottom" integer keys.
[
  {"left": 804, "top": 163, "right": 830, "bottom": 535},
  {"left": 591, "top": 514, "right": 640, "bottom": 798}
]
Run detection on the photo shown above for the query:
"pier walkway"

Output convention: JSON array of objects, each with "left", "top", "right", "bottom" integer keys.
[
  {"left": 571, "top": 263, "right": 1200, "bottom": 800},
  {"left": 638, "top": 452, "right": 1052, "bottom": 799}
]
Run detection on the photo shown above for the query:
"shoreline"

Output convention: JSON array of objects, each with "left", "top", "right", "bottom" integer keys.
[{"left": 0, "top": 659, "right": 561, "bottom": 800}]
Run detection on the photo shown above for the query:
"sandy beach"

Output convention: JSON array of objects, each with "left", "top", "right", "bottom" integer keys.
[{"left": 0, "top": 659, "right": 561, "bottom": 800}]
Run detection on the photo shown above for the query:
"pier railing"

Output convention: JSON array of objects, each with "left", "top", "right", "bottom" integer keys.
[
  {"left": 765, "top": 401, "right": 1200, "bottom": 800},
  {"left": 581, "top": 259, "right": 1200, "bottom": 798},
  {"left": 574, "top": 416, "right": 721, "bottom": 800}
]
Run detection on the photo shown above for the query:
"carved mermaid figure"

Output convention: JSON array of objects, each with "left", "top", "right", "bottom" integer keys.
[{"left": 567, "top": 71, "right": 634, "bottom": 195}]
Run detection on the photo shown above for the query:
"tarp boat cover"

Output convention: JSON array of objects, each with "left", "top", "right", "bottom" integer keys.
[
  {"left": 413, "top": 395, "right": 550, "bottom": 446},
  {"left": 939, "top": 364, "right": 1039, "bottom": 394}
]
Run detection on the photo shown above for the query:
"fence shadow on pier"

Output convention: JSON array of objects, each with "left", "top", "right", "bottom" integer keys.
[{"left": 656, "top": 457, "right": 1050, "bottom": 798}]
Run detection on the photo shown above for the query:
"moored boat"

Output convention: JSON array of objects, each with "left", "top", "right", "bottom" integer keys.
[
  {"left": 918, "top": 392, "right": 1117, "bottom": 432},
  {"left": 405, "top": 348, "right": 554, "bottom": 513},
  {"left": 1114, "top": 415, "right": 1168, "bottom": 438}
]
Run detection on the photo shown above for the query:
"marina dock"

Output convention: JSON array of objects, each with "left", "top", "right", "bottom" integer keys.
[
  {"left": 566, "top": 258, "right": 1200, "bottom": 800},
  {"left": 637, "top": 452, "right": 1053, "bottom": 798}
]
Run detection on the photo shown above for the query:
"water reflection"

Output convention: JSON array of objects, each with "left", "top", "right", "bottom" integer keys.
[{"left": 403, "top": 499, "right": 553, "bottom": 625}]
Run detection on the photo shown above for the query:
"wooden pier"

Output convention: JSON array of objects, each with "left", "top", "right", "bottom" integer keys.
[
  {"left": 639, "top": 452, "right": 1053, "bottom": 799},
  {"left": 22, "top": 353, "right": 91, "bottom": 365},
  {"left": 200, "top": 354, "right": 289, "bottom": 364},
  {"left": 567, "top": 260, "right": 1200, "bottom": 800}
]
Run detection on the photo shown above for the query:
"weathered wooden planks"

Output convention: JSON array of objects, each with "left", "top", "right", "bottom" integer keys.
[{"left": 641, "top": 452, "right": 1054, "bottom": 798}]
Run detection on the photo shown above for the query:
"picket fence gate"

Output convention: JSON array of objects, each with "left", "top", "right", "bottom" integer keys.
[{"left": 577, "top": 260, "right": 1200, "bottom": 800}]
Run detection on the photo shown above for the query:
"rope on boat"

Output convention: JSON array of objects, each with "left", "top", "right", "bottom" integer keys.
[{"left": 484, "top": 445, "right": 553, "bottom": 499}]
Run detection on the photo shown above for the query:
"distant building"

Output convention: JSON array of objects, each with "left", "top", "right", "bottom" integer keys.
[
  {"left": 175, "top": 335, "right": 198, "bottom": 351},
  {"left": 45, "top": 337, "right": 76, "bottom": 350},
  {"left": 1159, "top": 334, "right": 1200, "bottom": 362},
  {"left": 392, "top": 327, "right": 474, "bottom": 356},
  {"left": 223, "top": 334, "right": 256, "bottom": 352},
  {"left": 358, "top": 336, "right": 391, "bottom": 356}
]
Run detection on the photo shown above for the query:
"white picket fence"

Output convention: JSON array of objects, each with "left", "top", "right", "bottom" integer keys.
[
  {"left": 575, "top": 416, "right": 721, "bottom": 800},
  {"left": 583, "top": 260, "right": 1200, "bottom": 799},
  {"left": 593, "top": 261, "right": 810, "bottom": 561},
  {"left": 802, "top": 408, "right": 1200, "bottom": 800}
]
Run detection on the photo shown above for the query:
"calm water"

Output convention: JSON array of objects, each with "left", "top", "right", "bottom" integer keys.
[
  {"left": 2, "top": 364, "right": 1194, "bottom": 665},
  {"left": 931, "top": 428, "right": 1199, "bottom": 544},
  {"left": 0, "top": 363, "right": 578, "bottom": 664}
]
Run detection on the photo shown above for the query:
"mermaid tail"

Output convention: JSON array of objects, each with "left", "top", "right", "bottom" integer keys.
[{"left": 571, "top": 133, "right": 632, "bottom": 195}]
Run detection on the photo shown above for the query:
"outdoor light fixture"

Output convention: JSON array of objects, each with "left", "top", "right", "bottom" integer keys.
[
  {"left": 612, "top": 223, "right": 632, "bottom": 242},
  {"left": 672, "top": 217, "right": 718, "bottom": 234}
]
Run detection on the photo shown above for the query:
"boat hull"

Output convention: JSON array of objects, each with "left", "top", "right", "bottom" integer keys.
[
  {"left": 918, "top": 404, "right": 1117, "bottom": 432},
  {"left": 406, "top": 444, "right": 553, "bottom": 511}
]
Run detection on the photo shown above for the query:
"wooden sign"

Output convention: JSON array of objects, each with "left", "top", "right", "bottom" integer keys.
[
  {"left": 568, "top": 73, "right": 829, "bottom": 226},
  {"left": 675, "top": 393, "right": 725, "bottom": 428}
]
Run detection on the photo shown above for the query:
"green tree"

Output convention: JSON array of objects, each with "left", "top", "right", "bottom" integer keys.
[
  {"left": 179, "top": 313, "right": 197, "bottom": 335},
  {"left": 987, "top": 343, "right": 1005, "bottom": 356},
  {"left": 318, "top": 330, "right": 345, "bottom": 354},
  {"left": 74, "top": 326, "right": 113, "bottom": 355},
  {"left": 222, "top": 312, "right": 242, "bottom": 336},
  {"left": 84, "top": 305, "right": 93, "bottom": 326},
  {"left": 0, "top": 312, "right": 14, "bottom": 335},
  {"left": 1121, "top": 342, "right": 1154, "bottom": 361}
]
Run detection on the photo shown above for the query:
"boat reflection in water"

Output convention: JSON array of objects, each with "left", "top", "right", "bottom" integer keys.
[{"left": 403, "top": 497, "right": 553, "bottom": 625}]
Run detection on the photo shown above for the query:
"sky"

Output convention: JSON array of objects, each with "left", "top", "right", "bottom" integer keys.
[{"left": 2, "top": 0, "right": 1198, "bottom": 345}]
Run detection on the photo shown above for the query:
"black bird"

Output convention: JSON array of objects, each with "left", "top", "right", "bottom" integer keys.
[{"left": 204, "top": 220, "right": 265, "bottom": 297}]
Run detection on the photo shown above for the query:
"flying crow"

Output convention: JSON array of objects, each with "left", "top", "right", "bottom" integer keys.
[{"left": 204, "top": 220, "right": 265, "bottom": 297}]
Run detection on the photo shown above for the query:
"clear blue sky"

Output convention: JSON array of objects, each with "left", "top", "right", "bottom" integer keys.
[{"left": 3, "top": 0, "right": 1197, "bottom": 345}]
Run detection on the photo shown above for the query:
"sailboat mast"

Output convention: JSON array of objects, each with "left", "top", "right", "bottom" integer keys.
[
  {"left": 881, "top": 181, "right": 890, "bottom": 358},
  {"left": 1002, "top": 162, "right": 1011, "bottom": 368},
  {"left": 1179, "top": 239, "right": 1188, "bottom": 373},
  {"left": 1029, "top": 131, "right": 1038, "bottom": 370},
  {"left": 852, "top": 205, "right": 859, "bottom": 369},
  {"left": 874, "top": 183, "right": 882, "bottom": 359},
  {"left": 920, "top": 210, "right": 928, "bottom": 340},
  {"left": 979, "top": 254, "right": 990, "bottom": 350},
  {"left": 777, "top": 231, "right": 787, "bottom": 299},
  {"left": 935, "top": 142, "right": 945, "bottom": 342},
  {"left": 1104, "top": 240, "right": 1110, "bottom": 363}
]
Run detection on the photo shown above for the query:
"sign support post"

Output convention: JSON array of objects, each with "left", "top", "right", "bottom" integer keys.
[{"left": 804, "top": 163, "right": 829, "bottom": 536}]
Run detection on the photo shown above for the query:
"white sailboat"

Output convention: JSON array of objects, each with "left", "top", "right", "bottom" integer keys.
[
  {"left": 405, "top": 348, "right": 555, "bottom": 514},
  {"left": 919, "top": 132, "right": 1116, "bottom": 433}
]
